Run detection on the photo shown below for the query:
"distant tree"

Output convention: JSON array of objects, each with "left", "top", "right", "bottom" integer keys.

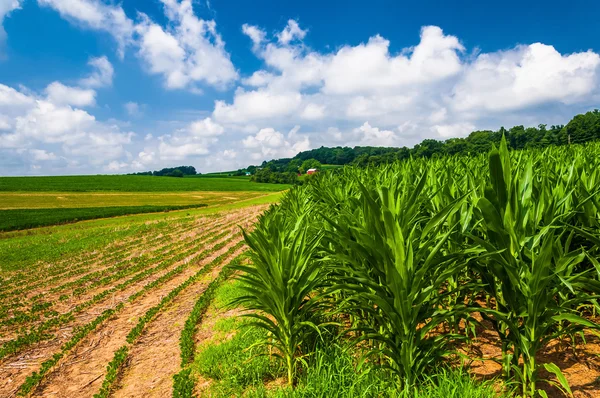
[
  {"left": 168, "top": 169, "right": 184, "bottom": 178},
  {"left": 299, "top": 159, "right": 322, "bottom": 174},
  {"left": 286, "top": 159, "right": 303, "bottom": 173}
]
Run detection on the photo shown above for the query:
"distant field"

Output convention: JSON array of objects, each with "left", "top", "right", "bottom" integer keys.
[
  {"left": 0, "top": 191, "right": 265, "bottom": 209},
  {"left": 0, "top": 204, "right": 208, "bottom": 232},
  {"left": 0, "top": 175, "right": 290, "bottom": 192}
]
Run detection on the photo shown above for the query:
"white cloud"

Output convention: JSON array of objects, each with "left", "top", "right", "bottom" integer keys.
[
  {"left": 277, "top": 19, "right": 307, "bottom": 45},
  {"left": 124, "top": 101, "right": 142, "bottom": 117},
  {"left": 156, "top": 117, "right": 224, "bottom": 161},
  {"left": 355, "top": 122, "right": 399, "bottom": 146},
  {"left": 37, "top": 0, "right": 134, "bottom": 57},
  {"left": 45, "top": 82, "right": 96, "bottom": 107},
  {"left": 187, "top": 117, "right": 224, "bottom": 137},
  {"left": 210, "top": 21, "right": 600, "bottom": 162},
  {"left": 452, "top": 43, "right": 600, "bottom": 112},
  {"left": 214, "top": 88, "right": 302, "bottom": 123},
  {"left": 242, "top": 23, "right": 265, "bottom": 50},
  {"left": 135, "top": 0, "right": 237, "bottom": 90},
  {"left": 242, "top": 126, "right": 310, "bottom": 160},
  {"left": 301, "top": 103, "right": 326, "bottom": 120},
  {"left": 29, "top": 148, "right": 58, "bottom": 161},
  {"left": 79, "top": 56, "right": 114, "bottom": 88},
  {"left": 0, "top": 83, "right": 135, "bottom": 171},
  {"left": 431, "top": 122, "right": 476, "bottom": 138}
]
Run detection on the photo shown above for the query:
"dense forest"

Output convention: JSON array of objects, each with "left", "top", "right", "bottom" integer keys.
[{"left": 247, "top": 109, "right": 600, "bottom": 176}]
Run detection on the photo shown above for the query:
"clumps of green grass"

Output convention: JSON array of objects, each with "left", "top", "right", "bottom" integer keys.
[
  {"left": 195, "top": 321, "right": 283, "bottom": 396},
  {"left": 196, "top": 329, "right": 505, "bottom": 398}
]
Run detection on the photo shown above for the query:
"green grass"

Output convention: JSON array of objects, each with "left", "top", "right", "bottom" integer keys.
[
  {"left": 0, "top": 175, "right": 290, "bottom": 192},
  {"left": 0, "top": 204, "right": 208, "bottom": 232}
]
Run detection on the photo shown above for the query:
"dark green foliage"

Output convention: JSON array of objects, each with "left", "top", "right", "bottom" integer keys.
[
  {"left": 0, "top": 204, "right": 207, "bottom": 232},
  {"left": 299, "top": 159, "right": 322, "bottom": 174},
  {"left": 237, "top": 139, "right": 600, "bottom": 396},
  {"left": 131, "top": 165, "right": 197, "bottom": 176},
  {"left": 251, "top": 169, "right": 299, "bottom": 185}
]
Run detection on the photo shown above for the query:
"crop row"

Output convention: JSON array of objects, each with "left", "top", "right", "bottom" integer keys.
[
  {"left": 93, "top": 241, "right": 246, "bottom": 398},
  {"left": 0, "top": 212, "right": 253, "bottom": 360},
  {"left": 0, "top": 211, "right": 251, "bottom": 328},
  {"left": 15, "top": 235, "right": 249, "bottom": 396},
  {"left": 0, "top": 214, "right": 206, "bottom": 299},
  {"left": 172, "top": 255, "right": 244, "bottom": 398}
]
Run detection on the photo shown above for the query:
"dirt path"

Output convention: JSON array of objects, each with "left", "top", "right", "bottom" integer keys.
[{"left": 0, "top": 207, "right": 265, "bottom": 397}]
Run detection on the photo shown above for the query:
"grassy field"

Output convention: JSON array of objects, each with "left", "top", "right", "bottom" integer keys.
[
  {"left": 0, "top": 204, "right": 209, "bottom": 232},
  {"left": 0, "top": 174, "right": 290, "bottom": 192},
  {"left": 0, "top": 191, "right": 266, "bottom": 209},
  {"left": 0, "top": 175, "right": 287, "bottom": 231}
]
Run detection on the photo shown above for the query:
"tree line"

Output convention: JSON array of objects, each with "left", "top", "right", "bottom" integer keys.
[
  {"left": 129, "top": 166, "right": 197, "bottom": 178},
  {"left": 247, "top": 109, "right": 600, "bottom": 174}
]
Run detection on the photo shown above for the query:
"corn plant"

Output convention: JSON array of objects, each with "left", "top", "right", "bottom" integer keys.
[
  {"left": 233, "top": 210, "right": 326, "bottom": 387},
  {"left": 321, "top": 171, "right": 475, "bottom": 388},
  {"left": 471, "top": 136, "right": 600, "bottom": 397}
]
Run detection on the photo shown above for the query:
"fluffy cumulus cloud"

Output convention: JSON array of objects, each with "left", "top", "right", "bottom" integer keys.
[
  {"left": 242, "top": 126, "right": 310, "bottom": 160},
  {"left": 45, "top": 82, "right": 96, "bottom": 107},
  {"left": 134, "top": 0, "right": 237, "bottom": 90},
  {"left": 156, "top": 117, "right": 224, "bottom": 161},
  {"left": 452, "top": 43, "right": 600, "bottom": 112},
  {"left": 0, "top": 56, "right": 135, "bottom": 174},
  {"left": 206, "top": 20, "right": 600, "bottom": 170},
  {"left": 37, "top": 0, "right": 237, "bottom": 90},
  {"left": 79, "top": 56, "right": 114, "bottom": 88}
]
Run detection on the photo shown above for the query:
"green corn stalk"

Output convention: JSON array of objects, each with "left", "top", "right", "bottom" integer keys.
[
  {"left": 322, "top": 170, "right": 476, "bottom": 388},
  {"left": 472, "top": 136, "right": 600, "bottom": 397},
  {"left": 232, "top": 210, "right": 326, "bottom": 388}
]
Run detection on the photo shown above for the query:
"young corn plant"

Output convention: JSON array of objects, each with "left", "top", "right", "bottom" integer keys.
[
  {"left": 323, "top": 171, "right": 475, "bottom": 388},
  {"left": 472, "top": 136, "right": 600, "bottom": 397},
  {"left": 233, "top": 209, "right": 326, "bottom": 388}
]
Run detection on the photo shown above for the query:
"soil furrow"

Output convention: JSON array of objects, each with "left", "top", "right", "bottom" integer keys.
[
  {"left": 112, "top": 245, "right": 249, "bottom": 398},
  {"left": 31, "top": 239, "right": 250, "bottom": 398},
  {"left": 0, "top": 214, "right": 237, "bottom": 335}
]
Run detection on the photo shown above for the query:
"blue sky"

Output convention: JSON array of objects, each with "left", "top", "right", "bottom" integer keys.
[{"left": 0, "top": 0, "right": 599, "bottom": 175}]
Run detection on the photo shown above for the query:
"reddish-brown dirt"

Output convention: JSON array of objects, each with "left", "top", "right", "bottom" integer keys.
[{"left": 460, "top": 316, "right": 600, "bottom": 398}]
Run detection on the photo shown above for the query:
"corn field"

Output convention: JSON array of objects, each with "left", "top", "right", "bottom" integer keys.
[{"left": 235, "top": 137, "right": 600, "bottom": 397}]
